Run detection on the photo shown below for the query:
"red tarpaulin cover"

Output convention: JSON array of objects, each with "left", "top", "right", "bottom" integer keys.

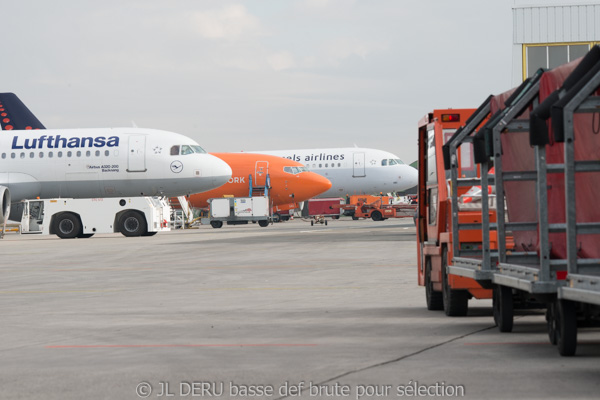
[
  {"left": 492, "top": 88, "right": 538, "bottom": 252},
  {"left": 538, "top": 59, "right": 600, "bottom": 259}
]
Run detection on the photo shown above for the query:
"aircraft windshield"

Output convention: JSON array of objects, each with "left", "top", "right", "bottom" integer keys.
[
  {"left": 171, "top": 145, "right": 207, "bottom": 155},
  {"left": 381, "top": 158, "right": 405, "bottom": 166},
  {"left": 181, "top": 145, "right": 195, "bottom": 155},
  {"left": 283, "top": 166, "right": 308, "bottom": 175}
]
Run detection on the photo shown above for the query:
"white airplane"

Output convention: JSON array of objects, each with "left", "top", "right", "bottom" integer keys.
[
  {"left": 246, "top": 147, "right": 418, "bottom": 198},
  {"left": 0, "top": 93, "right": 232, "bottom": 224}
]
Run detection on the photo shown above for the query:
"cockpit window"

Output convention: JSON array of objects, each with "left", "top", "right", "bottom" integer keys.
[
  {"left": 283, "top": 166, "right": 308, "bottom": 175},
  {"left": 171, "top": 145, "right": 207, "bottom": 155},
  {"left": 181, "top": 145, "right": 194, "bottom": 155},
  {"left": 382, "top": 158, "right": 405, "bottom": 166},
  {"left": 191, "top": 145, "right": 206, "bottom": 154}
]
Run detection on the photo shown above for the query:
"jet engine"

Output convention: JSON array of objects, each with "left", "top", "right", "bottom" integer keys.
[{"left": 0, "top": 186, "right": 11, "bottom": 226}]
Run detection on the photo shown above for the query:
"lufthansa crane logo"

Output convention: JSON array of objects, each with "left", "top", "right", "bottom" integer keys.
[{"left": 170, "top": 160, "right": 183, "bottom": 173}]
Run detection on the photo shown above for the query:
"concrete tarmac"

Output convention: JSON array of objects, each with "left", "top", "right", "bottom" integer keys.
[{"left": 1, "top": 218, "right": 599, "bottom": 399}]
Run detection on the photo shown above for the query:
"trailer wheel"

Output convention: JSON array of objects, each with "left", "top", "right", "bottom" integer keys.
[
  {"left": 493, "top": 285, "right": 514, "bottom": 332},
  {"left": 119, "top": 211, "right": 147, "bottom": 237},
  {"left": 557, "top": 299, "right": 577, "bottom": 356},
  {"left": 425, "top": 257, "right": 443, "bottom": 311},
  {"left": 258, "top": 220, "right": 269, "bottom": 227},
  {"left": 53, "top": 213, "right": 81, "bottom": 239},
  {"left": 273, "top": 213, "right": 281, "bottom": 223},
  {"left": 546, "top": 302, "right": 558, "bottom": 345},
  {"left": 311, "top": 220, "right": 314, "bottom": 226},
  {"left": 441, "top": 249, "right": 468, "bottom": 316},
  {"left": 371, "top": 210, "right": 383, "bottom": 221},
  {"left": 210, "top": 221, "right": 223, "bottom": 229}
]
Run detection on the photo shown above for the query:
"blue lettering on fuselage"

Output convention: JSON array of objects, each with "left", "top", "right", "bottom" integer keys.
[{"left": 11, "top": 135, "right": 120, "bottom": 149}]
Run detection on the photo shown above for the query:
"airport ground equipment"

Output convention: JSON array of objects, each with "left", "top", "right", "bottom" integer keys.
[
  {"left": 169, "top": 196, "right": 194, "bottom": 229},
  {"left": 301, "top": 197, "right": 343, "bottom": 225},
  {"left": 553, "top": 47, "right": 600, "bottom": 356},
  {"left": 18, "top": 197, "right": 170, "bottom": 238},
  {"left": 203, "top": 196, "right": 271, "bottom": 228},
  {"left": 348, "top": 195, "right": 415, "bottom": 221},
  {"left": 202, "top": 173, "right": 274, "bottom": 228},
  {"left": 331, "top": 195, "right": 416, "bottom": 221},
  {"left": 439, "top": 45, "right": 600, "bottom": 356},
  {"left": 416, "top": 109, "right": 494, "bottom": 317}
]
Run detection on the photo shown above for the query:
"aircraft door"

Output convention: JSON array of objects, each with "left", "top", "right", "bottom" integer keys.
[
  {"left": 353, "top": 152, "right": 366, "bottom": 177},
  {"left": 128, "top": 135, "right": 146, "bottom": 172},
  {"left": 255, "top": 161, "right": 269, "bottom": 186}
]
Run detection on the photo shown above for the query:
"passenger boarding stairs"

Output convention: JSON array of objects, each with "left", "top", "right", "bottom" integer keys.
[
  {"left": 170, "top": 196, "right": 194, "bottom": 229},
  {"left": 248, "top": 174, "right": 271, "bottom": 198}
]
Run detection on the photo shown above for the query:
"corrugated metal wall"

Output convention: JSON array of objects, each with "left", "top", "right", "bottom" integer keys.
[{"left": 513, "top": 5, "right": 600, "bottom": 44}]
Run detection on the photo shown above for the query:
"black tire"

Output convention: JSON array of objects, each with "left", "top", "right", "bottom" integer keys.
[
  {"left": 371, "top": 211, "right": 383, "bottom": 221},
  {"left": 273, "top": 213, "right": 281, "bottom": 223},
  {"left": 352, "top": 216, "right": 359, "bottom": 220},
  {"left": 425, "top": 257, "right": 443, "bottom": 311},
  {"left": 332, "top": 215, "right": 340, "bottom": 220},
  {"left": 557, "top": 299, "right": 578, "bottom": 356},
  {"left": 258, "top": 220, "right": 269, "bottom": 227},
  {"left": 325, "top": 220, "right": 328, "bottom": 226},
  {"left": 441, "top": 249, "right": 468, "bottom": 316},
  {"left": 78, "top": 233, "right": 95, "bottom": 239},
  {"left": 547, "top": 302, "right": 558, "bottom": 345},
  {"left": 311, "top": 220, "right": 314, "bottom": 226},
  {"left": 493, "top": 285, "right": 514, "bottom": 332},
  {"left": 53, "top": 213, "right": 82, "bottom": 239},
  {"left": 142, "top": 231, "right": 158, "bottom": 237},
  {"left": 210, "top": 220, "right": 223, "bottom": 229},
  {"left": 119, "top": 211, "right": 147, "bottom": 237}
]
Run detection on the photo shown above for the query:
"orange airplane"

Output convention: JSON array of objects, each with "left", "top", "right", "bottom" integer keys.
[{"left": 187, "top": 152, "right": 332, "bottom": 217}]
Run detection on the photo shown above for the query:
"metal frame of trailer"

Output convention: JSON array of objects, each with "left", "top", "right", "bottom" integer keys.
[
  {"left": 445, "top": 67, "right": 569, "bottom": 335},
  {"left": 445, "top": 45, "right": 600, "bottom": 356},
  {"left": 553, "top": 55, "right": 600, "bottom": 355}
]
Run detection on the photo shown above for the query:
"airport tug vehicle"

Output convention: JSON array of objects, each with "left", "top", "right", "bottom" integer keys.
[{"left": 17, "top": 197, "right": 170, "bottom": 238}]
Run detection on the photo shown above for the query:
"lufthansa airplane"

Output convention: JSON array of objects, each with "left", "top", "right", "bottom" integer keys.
[
  {"left": 247, "top": 147, "right": 418, "bottom": 198},
  {"left": 0, "top": 93, "right": 232, "bottom": 224}
]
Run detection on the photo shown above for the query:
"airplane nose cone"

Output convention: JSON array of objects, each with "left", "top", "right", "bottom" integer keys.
[
  {"left": 209, "top": 156, "right": 233, "bottom": 189},
  {"left": 406, "top": 166, "right": 418, "bottom": 188},
  {"left": 295, "top": 172, "right": 332, "bottom": 201}
]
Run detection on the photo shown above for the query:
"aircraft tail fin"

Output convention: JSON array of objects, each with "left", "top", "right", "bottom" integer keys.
[{"left": 0, "top": 93, "right": 46, "bottom": 130}]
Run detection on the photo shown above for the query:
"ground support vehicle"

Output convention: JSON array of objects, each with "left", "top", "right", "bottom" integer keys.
[
  {"left": 202, "top": 196, "right": 271, "bottom": 228},
  {"left": 301, "top": 198, "right": 343, "bottom": 225},
  {"left": 351, "top": 197, "right": 416, "bottom": 221},
  {"left": 18, "top": 197, "right": 170, "bottom": 238},
  {"left": 443, "top": 46, "right": 600, "bottom": 356},
  {"left": 554, "top": 48, "right": 600, "bottom": 356},
  {"left": 169, "top": 196, "right": 195, "bottom": 229},
  {"left": 416, "top": 109, "right": 494, "bottom": 317},
  {"left": 202, "top": 174, "right": 273, "bottom": 228},
  {"left": 444, "top": 70, "right": 554, "bottom": 332},
  {"left": 334, "top": 195, "right": 416, "bottom": 221}
]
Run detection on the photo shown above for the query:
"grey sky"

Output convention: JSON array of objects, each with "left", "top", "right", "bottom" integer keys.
[{"left": 2, "top": 1, "right": 582, "bottom": 163}]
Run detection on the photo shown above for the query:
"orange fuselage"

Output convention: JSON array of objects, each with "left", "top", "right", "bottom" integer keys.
[{"left": 188, "top": 153, "right": 332, "bottom": 211}]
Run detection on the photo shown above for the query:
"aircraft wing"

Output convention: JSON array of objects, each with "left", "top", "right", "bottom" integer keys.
[{"left": 0, "top": 93, "right": 46, "bottom": 130}]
